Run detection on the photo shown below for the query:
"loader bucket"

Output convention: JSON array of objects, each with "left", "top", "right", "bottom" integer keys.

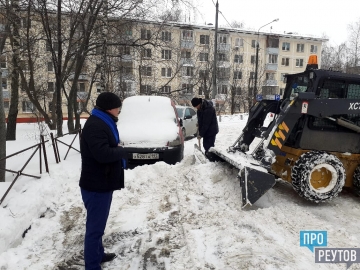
[{"left": 240, "top": 166, "right": 276, "bottom": 207}]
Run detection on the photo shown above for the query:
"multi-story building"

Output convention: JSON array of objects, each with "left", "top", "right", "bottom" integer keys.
[{"left": 1, "top": 18, "right": 326, "bottom": 122}]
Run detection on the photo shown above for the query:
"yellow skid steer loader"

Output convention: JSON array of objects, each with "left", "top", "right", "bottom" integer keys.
[{"left": 210, "top": 55, "right": 360, "bottom": 206}]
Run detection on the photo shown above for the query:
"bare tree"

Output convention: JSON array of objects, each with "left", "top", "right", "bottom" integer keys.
[{"left": 347, "top": 18, "right": 360, "bottom": 67}]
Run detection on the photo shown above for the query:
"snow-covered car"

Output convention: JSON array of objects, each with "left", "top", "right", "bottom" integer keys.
[
  {"left": 118, "top": 96, "right": 184, "bottom": 167},
  {"left": 175, "top": 105, "right": 198, "bottom": 138}
]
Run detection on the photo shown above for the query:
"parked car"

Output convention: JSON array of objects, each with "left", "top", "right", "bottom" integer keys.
[
  {"left": 175, "top": 105, "right": 198, "bottom": 138},
  {"left": 118, "top": 96, "right": 184, "bottom": 167}
]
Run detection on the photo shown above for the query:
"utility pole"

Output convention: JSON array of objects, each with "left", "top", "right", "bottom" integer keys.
[{"left": 211, "top": 0, "right": 219, "bottom": 99}]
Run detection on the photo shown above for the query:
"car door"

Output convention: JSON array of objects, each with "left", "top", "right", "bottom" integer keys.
[
  {"left": 188, "top": 108, "right": 198, "bottom": 135},
  {"left": 184, "top": 108, "right": 197, "bottom": 136}
]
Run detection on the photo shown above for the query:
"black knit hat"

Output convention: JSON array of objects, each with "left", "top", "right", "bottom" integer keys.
[
  {"left": 191, "top": 97, "right": 202, "bottom": 107},
  {"left": 96, "top": 92, "right": 122, "bottom": 110}
]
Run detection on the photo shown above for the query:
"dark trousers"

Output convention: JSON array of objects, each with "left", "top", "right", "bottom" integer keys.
[
  {"left": 81, "top": 188, "right": 113, "bottom": 270},
  {"left": 203, "top": 134, "right": 216, "bottom": 153}
]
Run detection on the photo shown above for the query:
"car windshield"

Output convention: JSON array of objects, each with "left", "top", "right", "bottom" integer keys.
[{"left": 176, "top": 108, "right": 184, "bottom": 117}]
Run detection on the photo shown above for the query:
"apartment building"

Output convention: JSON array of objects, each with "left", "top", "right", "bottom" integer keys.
[{"left": 1, "top": 18, "right": 326, "bottom": 121}]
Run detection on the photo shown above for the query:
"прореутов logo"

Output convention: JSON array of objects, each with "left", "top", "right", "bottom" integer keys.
[{"left": 300, "top": 230, "right": 360, "bottom": 269}]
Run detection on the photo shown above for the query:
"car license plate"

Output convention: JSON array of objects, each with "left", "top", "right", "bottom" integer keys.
[{"left": 133, "top": 153, "right": 159, "bottom": 159}]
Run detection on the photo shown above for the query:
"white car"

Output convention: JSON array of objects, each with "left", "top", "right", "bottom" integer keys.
[
  {"left": 118, "top": 96, "right": 184, "bottom": 167},
  {"left": 176, "top": 105, "right": 198, "bottom": 138}
]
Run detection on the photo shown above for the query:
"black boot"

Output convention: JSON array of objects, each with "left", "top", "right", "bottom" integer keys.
[{"left": 101, "top": 253, "right": 117, "bottom": 263}]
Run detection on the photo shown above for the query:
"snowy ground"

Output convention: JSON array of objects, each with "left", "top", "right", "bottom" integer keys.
[{"left": 1, "top": 116, "right": 360, "bottom": 270}]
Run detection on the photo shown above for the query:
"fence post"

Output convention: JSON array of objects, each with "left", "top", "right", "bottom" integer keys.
[
  {"left": 41, "top": 135, "right": 49, "bottom": 173},
  {"left": 50, "top": 133, "right": 59, "bottom": 163}
]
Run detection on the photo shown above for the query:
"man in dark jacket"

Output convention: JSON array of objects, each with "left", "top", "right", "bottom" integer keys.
[
  {"left": 191, "top": 97, "right": 219, "bottom": 155},
  {"left": 79, "top": 92, "right": 127, "bottom": 270}
]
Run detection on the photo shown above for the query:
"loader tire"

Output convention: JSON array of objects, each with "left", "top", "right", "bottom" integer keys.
[
  {"left": 352, "top": 166, "right": 360, "bottom": 196},
  {"left": 291, "top": 151, "right": 345, "bottom": 202}
]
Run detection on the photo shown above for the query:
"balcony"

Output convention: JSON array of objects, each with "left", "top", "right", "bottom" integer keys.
[
  {"left": 264, "top": 80, "right": 278, "bottom": 86},
  {"left": 180, "top": 58, "right": 194, "bottom": 66},
  {"left": 0, "top": 69, "right": 8, "bottom": 76},
  {"left": 68, "top": 73, "right": 89, "bottom": 81},
  {"left": 265, "top": 63, "right": 278, "bottom": 71},
  {"left": 181, "top": 40, "right": 195, "bottom": 49},
  {"left": 217, "top": 43, "right": 230, "bottom": 51},
  {"left": 266, "top": 47, "right": 279, "bottom": 54},
  {"left": 2, "top": 90, "right": 9, "bottom": 99},
  {"left": 119, "top": 54, "right": 132, "bottom": 62},
  {"left": 77, "top": 91, "right": 88, "bottom": 101}
]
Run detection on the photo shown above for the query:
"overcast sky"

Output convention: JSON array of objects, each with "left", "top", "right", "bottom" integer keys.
[{"left": 192, "top": 0, "right": 360, "bottom": 45}]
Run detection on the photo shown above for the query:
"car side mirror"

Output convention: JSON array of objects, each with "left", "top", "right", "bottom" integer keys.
[
  {"left": 179, "top": 118, "right": 183, "bottom": 127},
  {"left": 184, "top": 115, "right": 192, "bottom": 120}
]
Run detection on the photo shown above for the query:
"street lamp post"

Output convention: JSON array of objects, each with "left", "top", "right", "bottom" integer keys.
[{"left": 254, "top": 18, "right": 279, "bottom": 99}]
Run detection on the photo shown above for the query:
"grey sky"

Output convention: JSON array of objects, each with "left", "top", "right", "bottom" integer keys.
[{"left": 193, "top": 0, "right": 360, "bottom": 45}]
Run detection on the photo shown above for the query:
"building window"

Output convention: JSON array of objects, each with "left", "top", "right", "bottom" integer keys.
[
  {"left": 182, "top": 83, "right": 193, "bottom": 93},
  {"left": 2, "top": 78, "right": 7, "bottom": 90},
  {"left": 161, "top": 67, "right": 172, "bottom": 77},
  {"left": 296, "top": 59, "right": 304, "bottom": 67},
  {"left": 161, "top": 50, "right": 172, "bottom": 60},
  {"left": 4, "top": 100, "right": 9, "bottom": 110},
  {"left": 199, "top": 70, "right": 209, "bottom": 79},
  {"left": 48, "top": 82, "right": 54, "bottom": 92},
  {"left": 160, "top": 85, "right": 171, "bottom": 93},
  {"left": 250, "top": 72, "right": 255, "bottom": 79},
  {"left": 218, "top": 53, "right": 227, "bottom": 61},
  {"left": 310, "top": 45, "right": 318, "bottom": 53},
  {"left": 182, "top": 30, "right": 193, "bottom": 40},
  {"left": 217, "top": 85, "right": 228, "bottom": 94},
  {"left": 181, "top": 50, "right": 191, "bottom": 59},
  {"left": 96, "top": 83, "right": 102, "bottom": 93},
  {"left": 268, "top": 54, "right": 278, "bottom": 64},
  {"left": 234, "top": 54, "right": 243, "bottom": 63},
  {"left": 266, "top": 73, "right": 275, "bottom": 80},
  {"left": 235, "top": 38, "right": 243, "bottom": 47},
  {"left": 79, "top": 82, "right": 85, "bottom": 92},
  {"left": 199, "top": 86, "right": 204, "bottom": 96},
  {"left": 141, "top": 48, "right": 152, "bottom": 58},
  {"left": 162, "top": 31, "right": 171, "bottom": 41},
  {"left": 22, "top": 101, "right": 34, "bottom": 113},
  {"left": 47, "top": 62, "right": 53, "bottom": 72},
  {"left": 235, "top": 87, "right": 241, "bottom": 95},
  {"left": 200, "top": 35, "right": 209, "bottom": 45},
  {"left": 296, "top": 44, "right": 304, "bottom": 53},
  {"left": 119, "top": 46, "right": 131, "bottom": 55},
  {"left": 141, "top": 29, "right": 151, "bottom": 40},
  {"left": 140, "top": 84, "right": 152, "bottom": 94},
  {"left": 120, "top": 66, "right": 132, "bottom": 75},
  {"left": 281, "top": 57, "right": 290, "bottom": 66},
  {"left": 22, "top": 18, "right": 31, "bottom": 28},
  {"left": 140, "top": 66, "right": 152, "bottom": 76},
  {"left": 199, "top": 52, "right": 208, "bottom": 61},
  {"left": 234, "top": 71, "right": 242, "bottom": 80},
  {"left": 282, "top": 42, "right": 290, "bottom": 51},
  {"left": 251, "top": 55, "right": 255, "bottom": 64},
  {"left": 218, "top": 35, "right": 227, "bottom": 44},
  {"left": 183, "top": 67, "right": 194, "bottom": 77},
  {"left": 218, "top": 67, "right": 230, "bottom": 79},
  {"left": 251, "top": 40, "right": 256, "bottom": 48},
  {"left": 0, "top": 55, "right": 6, "bottom": 69}
]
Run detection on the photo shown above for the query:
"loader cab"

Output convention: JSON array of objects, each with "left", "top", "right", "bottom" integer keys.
[{"left": 283, "top": 70, "right": 315, "bottom": 100}]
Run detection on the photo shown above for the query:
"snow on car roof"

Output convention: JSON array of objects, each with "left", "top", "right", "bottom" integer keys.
[{"left": 118, "top": 96, "right": 179, "bottom": 146}]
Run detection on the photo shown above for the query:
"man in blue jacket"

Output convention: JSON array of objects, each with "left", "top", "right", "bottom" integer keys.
[
  {"left": 191, "top": 97, "right": 219, "bottom": 156},
  {"left": 79, "top": 92, "right": 127, "bottom": 270}
]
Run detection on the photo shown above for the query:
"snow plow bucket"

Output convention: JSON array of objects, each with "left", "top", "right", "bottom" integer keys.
[{"left": 240, "top": 166, "right": 276, "bottom": 207}]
